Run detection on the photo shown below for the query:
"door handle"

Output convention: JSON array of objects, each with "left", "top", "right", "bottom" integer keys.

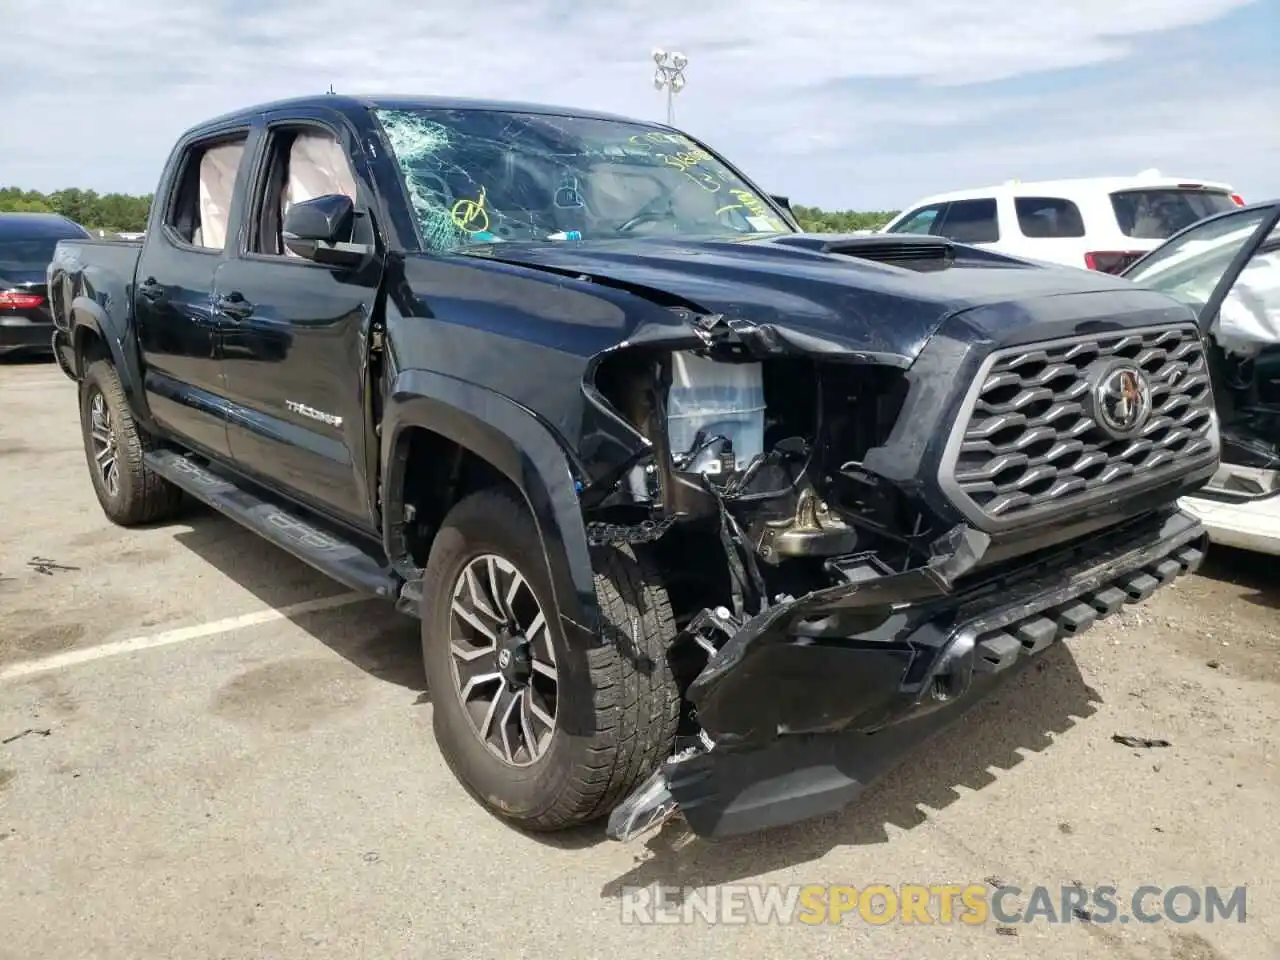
[
  {"left": 215, "top": 291, "right": 254, "bottom": 321},
  {"left": 137, "top": 277, "right": 164, "bottom": 301}
]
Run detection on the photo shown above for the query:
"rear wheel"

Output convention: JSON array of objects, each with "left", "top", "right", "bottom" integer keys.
[
  {"left": 79, "top": 359, "right": 184, "bottom": 526},
  {"left": 421, "top": 488, "right": 681, "bottom": 831}
]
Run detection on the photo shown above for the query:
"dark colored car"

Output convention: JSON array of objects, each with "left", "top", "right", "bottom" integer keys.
[
  {"left": 0, "top": 212, "right": 91, "bottom": 358},
  {"left": 48, "top": 94, "right": 1217, "bottom": 843},
  {"left": 1123, "top": 200, "right": 1280, "bottom": 554}
]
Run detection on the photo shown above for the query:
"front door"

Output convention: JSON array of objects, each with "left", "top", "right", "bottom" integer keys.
[
  {"left": 1122, "top": 202, "right": 1280, "bottom": 335},
  {"left": 1123, "top": 202, "right": 1280, "bottom": 469},
  {"left": 214, "top": 111, "right": 384, "bottom": 530},
  {"left": 136, "top": 129, "right": 254, "bottom": 459}
]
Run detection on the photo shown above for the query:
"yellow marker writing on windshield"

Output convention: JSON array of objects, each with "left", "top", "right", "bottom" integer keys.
[
  {"left": 730, "top": 188, "right": 768, "bottom": 217},
  {"left": 684, "top": 171, "right": 721, "bottom": 192},
  {"left": 451, "top": 186, "right": 490, "bottom": 233},
  {"left": 629, "top": 132, "right": 689, "bottom": 149}
]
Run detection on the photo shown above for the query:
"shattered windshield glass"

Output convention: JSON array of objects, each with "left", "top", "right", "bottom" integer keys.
[{"left": 373, "top": 107, "right": 793, "bottom": 253}]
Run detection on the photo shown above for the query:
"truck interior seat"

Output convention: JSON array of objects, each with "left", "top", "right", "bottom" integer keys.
[{"left": 194, "top": 141, "right": 246, "bottom": 250}]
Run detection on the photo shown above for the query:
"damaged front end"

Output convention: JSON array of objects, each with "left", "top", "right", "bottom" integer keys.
[{"left": 572, "top": 306, "right": 1212, "bottom": 842}]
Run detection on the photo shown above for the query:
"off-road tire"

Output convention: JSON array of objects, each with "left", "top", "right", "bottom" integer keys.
[
  {"left": 79, "top": 359, "right": 184, "bottom": 526},
  {"left": 421, "top": 488, "right": 681, "bottom": 831}
]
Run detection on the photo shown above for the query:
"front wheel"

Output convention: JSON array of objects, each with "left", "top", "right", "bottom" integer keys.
[{"left": 420, "top": 488, "right": 681, "bottom": 831}]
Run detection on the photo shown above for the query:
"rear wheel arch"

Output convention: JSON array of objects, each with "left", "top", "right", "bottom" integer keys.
[
  {"left": 72, "top": 321, "right": 109, "bottom": 377},
  {"left": 382, "top": 371, "right": 599, "bottom": 635},
  {"left": 68, "top": 297, "right": 152, "bottom": 427}
]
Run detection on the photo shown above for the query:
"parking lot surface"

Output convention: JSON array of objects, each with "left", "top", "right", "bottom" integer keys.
[{"left": 1, "top": 359, "right": 1278, "bottom": 959}]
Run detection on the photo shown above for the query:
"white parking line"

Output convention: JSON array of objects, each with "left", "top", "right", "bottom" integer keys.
[{"left": 0, "top": 592, "right": 370, "bottom": 682}]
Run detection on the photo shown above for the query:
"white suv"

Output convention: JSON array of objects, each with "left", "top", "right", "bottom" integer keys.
[{"left": 881, "top": 171, "right": 1245, "bottom": 274}]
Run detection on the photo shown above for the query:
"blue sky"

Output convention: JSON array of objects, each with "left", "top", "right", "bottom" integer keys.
[{"left": 3, "top": 0, "right": 1277, "bottom": 210}]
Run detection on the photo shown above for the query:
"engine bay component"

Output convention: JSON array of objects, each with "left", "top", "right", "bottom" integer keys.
[
  {"left": 753, "top": 487, "right": 858, "bottom": 562},
  {"left": 666, "top": 350, "right": 765, "bottom": 478}
]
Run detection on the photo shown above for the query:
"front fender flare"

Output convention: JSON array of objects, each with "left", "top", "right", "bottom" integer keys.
[{"left": 381, "top": 368, "right": 599, "bottom": 638}]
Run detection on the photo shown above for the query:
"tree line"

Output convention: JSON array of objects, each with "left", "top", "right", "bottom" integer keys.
[
  {"left": 0, "top": 187, "right": 152, "bottom": 234},
  {"left": 790, "top": 205, "right": 898, "bottom": 233},
  {"left": 0, "top": 186, "right": 897, "bottom": 236}
]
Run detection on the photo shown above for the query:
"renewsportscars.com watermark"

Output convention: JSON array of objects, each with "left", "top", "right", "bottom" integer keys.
[{"left": 619, "top": 883, "right": 1248, "bottom": 926}]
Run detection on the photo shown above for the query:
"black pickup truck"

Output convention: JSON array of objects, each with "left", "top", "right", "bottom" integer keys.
[{"left": 49, "top": 94, "right": 1218, "bottom": 842}]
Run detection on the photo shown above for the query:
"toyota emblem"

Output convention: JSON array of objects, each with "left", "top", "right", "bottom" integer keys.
[
  {"left": 497, "top": 649, "right": 512, "bottom": 669},
  {"left": 1094, "top": 362, "right": 1153, "bottom": 438}
]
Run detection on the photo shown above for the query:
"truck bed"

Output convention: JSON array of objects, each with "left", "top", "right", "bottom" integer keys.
[
  {"left": 47, "top": 238, "right": 142, "bottom": 347},
  {"left": 49, "top": 237, "right": 142, "bottom": 283}
]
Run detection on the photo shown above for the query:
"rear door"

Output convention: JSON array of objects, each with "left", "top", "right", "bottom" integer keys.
[
  {"left": 136, "top": 125, "right": 255, "bottom": 459},
  {"left": 1010, "top": 195, "right": 1089, "bottom": 267},
  {"left": 213, "top": 107, "right": 384, "bottom": 530}
]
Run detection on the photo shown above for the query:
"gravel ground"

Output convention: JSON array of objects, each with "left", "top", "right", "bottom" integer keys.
[{"left": 1, "top": 358, "right": 1277, "bottom": 960}]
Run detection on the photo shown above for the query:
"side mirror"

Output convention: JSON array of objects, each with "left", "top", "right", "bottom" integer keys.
[
  {"left": 282, "top": 194, "right": 370, "bottom": 266},
  {"left": 769, "top": 194, "right": 801, "bottom": 229}
]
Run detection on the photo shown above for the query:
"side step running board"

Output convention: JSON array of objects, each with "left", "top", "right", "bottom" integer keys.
[{"left": 145, "top": 449, "right": 400, "bottom": 600}]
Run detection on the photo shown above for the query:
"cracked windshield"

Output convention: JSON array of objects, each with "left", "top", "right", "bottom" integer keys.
[{"left": 375, "top": 107, "right": 792, "bottom": 251}]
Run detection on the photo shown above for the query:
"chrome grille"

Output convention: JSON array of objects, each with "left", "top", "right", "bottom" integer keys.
[{"left": 945, "top": 325, "right": 1215, "bottom": 522}]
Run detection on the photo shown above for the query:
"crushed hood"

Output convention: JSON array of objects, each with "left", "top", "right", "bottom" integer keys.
[{"left": 464, "top": 233, "right": 1148, "bottom": 363}]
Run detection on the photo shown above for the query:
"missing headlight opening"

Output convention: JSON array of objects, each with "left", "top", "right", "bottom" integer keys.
[{"left": 586, "top": 334, "right": 935, "bottom": 700}]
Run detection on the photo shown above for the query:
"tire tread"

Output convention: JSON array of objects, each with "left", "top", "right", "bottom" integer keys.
[
  {"left": 532, "top": 540, "right": 682, "bottom": 828},
  {"left": 426, "top": 489, "right": 681, "bottom": 832},
  {"left": 82, "top": 359, "right": 183, "bottom": 526}
]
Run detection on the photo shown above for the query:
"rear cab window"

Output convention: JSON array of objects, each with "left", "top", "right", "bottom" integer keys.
[
  {"left": 1110, "top": 188, "right": 1239, "bottom": 241},
  {"left": 1014, "top": 196, "right": 1086, "bottom": 238}
]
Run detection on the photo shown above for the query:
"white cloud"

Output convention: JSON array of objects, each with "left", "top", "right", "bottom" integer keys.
[{"left": 2, "top": 0, "right": 1274, "bottom": 208}]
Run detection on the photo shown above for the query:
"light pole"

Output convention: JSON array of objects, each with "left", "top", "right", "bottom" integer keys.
[{"left": 652, "top": 49, "right": 687, "bottom": 126}]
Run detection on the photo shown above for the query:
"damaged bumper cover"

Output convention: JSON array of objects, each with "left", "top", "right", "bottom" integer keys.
[{"left": 607, "top": 508, "right": 1207, "bottom": 841}]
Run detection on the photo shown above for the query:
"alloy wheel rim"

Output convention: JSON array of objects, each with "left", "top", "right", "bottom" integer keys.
[
  {"left": 448, "top": 553, "right": 558, "bottom": 767},
  {"left": 88, "top": 391, "right": 120, "bottom": 499}
]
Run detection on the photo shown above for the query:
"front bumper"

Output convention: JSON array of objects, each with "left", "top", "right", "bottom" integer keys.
[{"left": 607, "top": 508, "right": 1207, "bottom": 841}]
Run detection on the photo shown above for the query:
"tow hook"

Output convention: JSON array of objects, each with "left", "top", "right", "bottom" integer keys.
[{"left": 606, "top": 736, "right": 711, "bottom": 842}]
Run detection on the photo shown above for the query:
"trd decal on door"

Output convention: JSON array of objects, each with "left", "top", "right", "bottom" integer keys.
[{"left": 285, "top": 400, "right": 343, "bottom": 428}]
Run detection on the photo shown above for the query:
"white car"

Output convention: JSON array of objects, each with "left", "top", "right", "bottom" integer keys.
[
  {"left": 1122, "top": 201, "right": 1280, "bottom": 555},
  {"left": 881, "top": 171, "right": 1245, "bottom": 274}
]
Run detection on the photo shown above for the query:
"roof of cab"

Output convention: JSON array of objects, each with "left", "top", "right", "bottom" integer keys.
[
  {"left": 0, "top": 212, "right": 90, "bottom": 239},
  {"left": 182, "top": 93, "right": 659, "bottom": 139}
]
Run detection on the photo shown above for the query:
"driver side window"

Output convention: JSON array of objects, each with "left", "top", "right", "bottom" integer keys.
[{"left": 248, "top": 126, "right": 361, "bottom": 258}]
